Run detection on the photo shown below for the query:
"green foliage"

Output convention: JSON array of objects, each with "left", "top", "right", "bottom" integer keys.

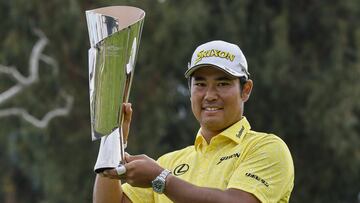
[{"left": 0, "top": 0, "right": 359, "bottom": 202}]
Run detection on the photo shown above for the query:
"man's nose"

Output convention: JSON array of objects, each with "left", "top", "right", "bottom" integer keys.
[{"left": 204, "top": 85, "right": 218, "bottom": 101}]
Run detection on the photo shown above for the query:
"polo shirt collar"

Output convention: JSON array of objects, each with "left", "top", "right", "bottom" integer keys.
[{"left": 194, "top": 117, "right": 251, "bottom": 151}]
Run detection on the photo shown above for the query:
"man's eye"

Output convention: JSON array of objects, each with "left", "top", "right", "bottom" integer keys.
[
  {"left": 218, "top": 82, "right": 230, "bottom": 86},
  {"left": 194, "top": 82, "right": 205, "bottom": 86}
]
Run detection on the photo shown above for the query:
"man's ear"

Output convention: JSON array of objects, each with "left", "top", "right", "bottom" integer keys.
[{"left": 241, "top": 79, "right": 253, "bottom": 102}]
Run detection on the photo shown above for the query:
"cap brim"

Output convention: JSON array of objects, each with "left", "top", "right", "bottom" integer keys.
[{"left": 184, "top": 64, "right": 246, "bottom": 78}]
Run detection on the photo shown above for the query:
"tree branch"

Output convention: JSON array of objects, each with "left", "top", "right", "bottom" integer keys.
[
  {"left": 0, "top": 29, "right": 73, "bottom": 128},
  {"left": 0, "top": 92, "right": 73, "bottom": 128},
  {"left": 0, "top": 30, "right": 52, "bottom": 105}
]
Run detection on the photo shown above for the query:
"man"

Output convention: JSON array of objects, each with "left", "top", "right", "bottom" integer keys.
[{"left": 94, "top": 40, "right": 294, "bottom": 203}]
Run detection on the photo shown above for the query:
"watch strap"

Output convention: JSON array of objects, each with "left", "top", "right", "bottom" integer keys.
[
  {"left": 152, "top": 169, "right": 171, "bottom": 193},
  {"left": 159, "top": 169, "right": 171, "bottom": 180}
]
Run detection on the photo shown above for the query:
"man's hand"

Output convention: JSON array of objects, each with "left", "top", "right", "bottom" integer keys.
[
  {"left": 102, "top": 102, "right": 164, "bottom": 188},
  {"left": 102, "top": 154, "right": 164, "bottom": 188}
]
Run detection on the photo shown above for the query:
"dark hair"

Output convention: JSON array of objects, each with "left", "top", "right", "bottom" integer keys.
[
  {"left": 187, "top": 76, "right": 248, "bottom": 92},
  {"left": 239, "top": 76, "right": 247, "bottom": 91}
]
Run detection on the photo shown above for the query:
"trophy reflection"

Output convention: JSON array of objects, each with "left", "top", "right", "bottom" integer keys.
[{"left": 86, "top": 6, "right": 145, "bottom": 173}]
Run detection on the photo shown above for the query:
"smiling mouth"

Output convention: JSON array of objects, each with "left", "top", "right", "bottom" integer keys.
[{"left": 203, "top": 107, "right": 223, "bottom": 111}]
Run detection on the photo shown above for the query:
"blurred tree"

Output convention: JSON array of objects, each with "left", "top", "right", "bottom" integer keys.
[
  {"left": 0, "top": 0, "right": 359, "bottom": 202},
  {"left": 0, "top": 0, "right": 94, "bottom": 202}
]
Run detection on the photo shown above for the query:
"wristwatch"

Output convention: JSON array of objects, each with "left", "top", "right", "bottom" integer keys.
[{"left": 151, "top": 169, "right": 171, "bottom": 194}]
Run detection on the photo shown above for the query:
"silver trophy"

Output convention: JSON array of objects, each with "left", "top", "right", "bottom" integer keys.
[{"left": 86, "top": 6, "right": 145, "bottom": 173}]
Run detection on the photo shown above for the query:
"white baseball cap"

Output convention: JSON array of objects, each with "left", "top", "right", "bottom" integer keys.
[{"left": 185, "top": 40, "right": 250, "bottom": 79}]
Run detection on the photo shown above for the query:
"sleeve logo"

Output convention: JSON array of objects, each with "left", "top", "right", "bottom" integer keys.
[{"left": 245, "top": 172, "right": 269, "bottom": 187}]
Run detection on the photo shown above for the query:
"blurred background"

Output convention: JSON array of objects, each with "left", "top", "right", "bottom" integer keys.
[{"left": 0, "top": 0, "right": 359, "bottom": 202}]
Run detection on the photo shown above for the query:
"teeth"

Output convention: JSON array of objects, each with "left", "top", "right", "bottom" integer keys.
[{"left": 205, "top": 107, "right": 220, "bottom": 111}]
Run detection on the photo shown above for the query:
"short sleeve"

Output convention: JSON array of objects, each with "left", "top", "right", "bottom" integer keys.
[
  {"left": 122, "top": 183, "right": 154, "bottom": 203},
  {"left": 227, "top": 135, "right": 294, "bottom": 203}
]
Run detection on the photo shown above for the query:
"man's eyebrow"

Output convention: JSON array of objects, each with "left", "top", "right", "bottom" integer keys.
[
  {"left": 192, "top": 76, "right": 205, "bottom": 81},
  {"left": 192, "top": 76, "right": 235, "bottom": 81},
  {"left": 216, "top": 76, "right": 233, "bottom": 81}
]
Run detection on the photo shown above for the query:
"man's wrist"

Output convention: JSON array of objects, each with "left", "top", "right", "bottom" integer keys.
[{"left": 151, "top": 169, "right": 172, "bottom": 194}]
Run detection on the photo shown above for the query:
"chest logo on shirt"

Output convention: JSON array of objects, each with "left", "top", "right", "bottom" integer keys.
[
  {"left": 216, "top": 152, "right": 240, "bottom": 165},
  {"left": 173, "top": 164, "right": 189, "bottom": 176}
]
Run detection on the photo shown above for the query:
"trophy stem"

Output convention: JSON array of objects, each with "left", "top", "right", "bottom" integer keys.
[{"left": 119, "top": 127, "right": 126, "bottom": 164}]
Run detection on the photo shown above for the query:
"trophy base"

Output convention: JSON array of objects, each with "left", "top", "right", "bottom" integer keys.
[{"left": 93, "top": 128, "right": 122, "bottom": 173}]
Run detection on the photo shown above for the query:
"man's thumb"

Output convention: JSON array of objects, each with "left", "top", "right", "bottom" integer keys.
[{"left": 125, "top": 154, "right": 147, "bottom": 162}]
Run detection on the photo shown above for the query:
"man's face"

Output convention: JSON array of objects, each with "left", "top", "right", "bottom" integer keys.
[{"left": 190, "top": 66, "right": 251, "bottom": 133}]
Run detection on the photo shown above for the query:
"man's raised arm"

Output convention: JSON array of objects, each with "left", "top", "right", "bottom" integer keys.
[
  {"left": 93, "top": 103, "right": 133, "bottom": 203},
  {"left": 93, "top": 174, "right": 130, "bottom": 203}
]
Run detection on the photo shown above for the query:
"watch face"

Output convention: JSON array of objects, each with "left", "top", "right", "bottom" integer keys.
[{"left": 152, "top": 178, "right": 165, "bottom": 193}]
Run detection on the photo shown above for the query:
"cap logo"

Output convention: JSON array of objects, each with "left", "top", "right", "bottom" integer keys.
[{"left": 194, "top": 49, "right": 235, "bottom": 65}]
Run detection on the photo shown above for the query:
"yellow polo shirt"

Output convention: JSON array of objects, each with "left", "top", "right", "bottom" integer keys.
[{"left": 122, "top": 117, "right": 294, "bottom": 203}]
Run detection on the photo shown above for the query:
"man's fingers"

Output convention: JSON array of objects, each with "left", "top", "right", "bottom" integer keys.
[
  {"left": 123, "top": 103, "right": 132, "bottom": 122},
  {"left": 102, "top": 169, "right": 118, "bottom": 178},
  {"left": 122, "top": 103, "right": 132, "bottom": 142},
  {"left": 102, "top": 167, "right": 127, "bottom": 180},
  {"left": 125, "top": 154, "right": 147, "bottom": 162}
]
